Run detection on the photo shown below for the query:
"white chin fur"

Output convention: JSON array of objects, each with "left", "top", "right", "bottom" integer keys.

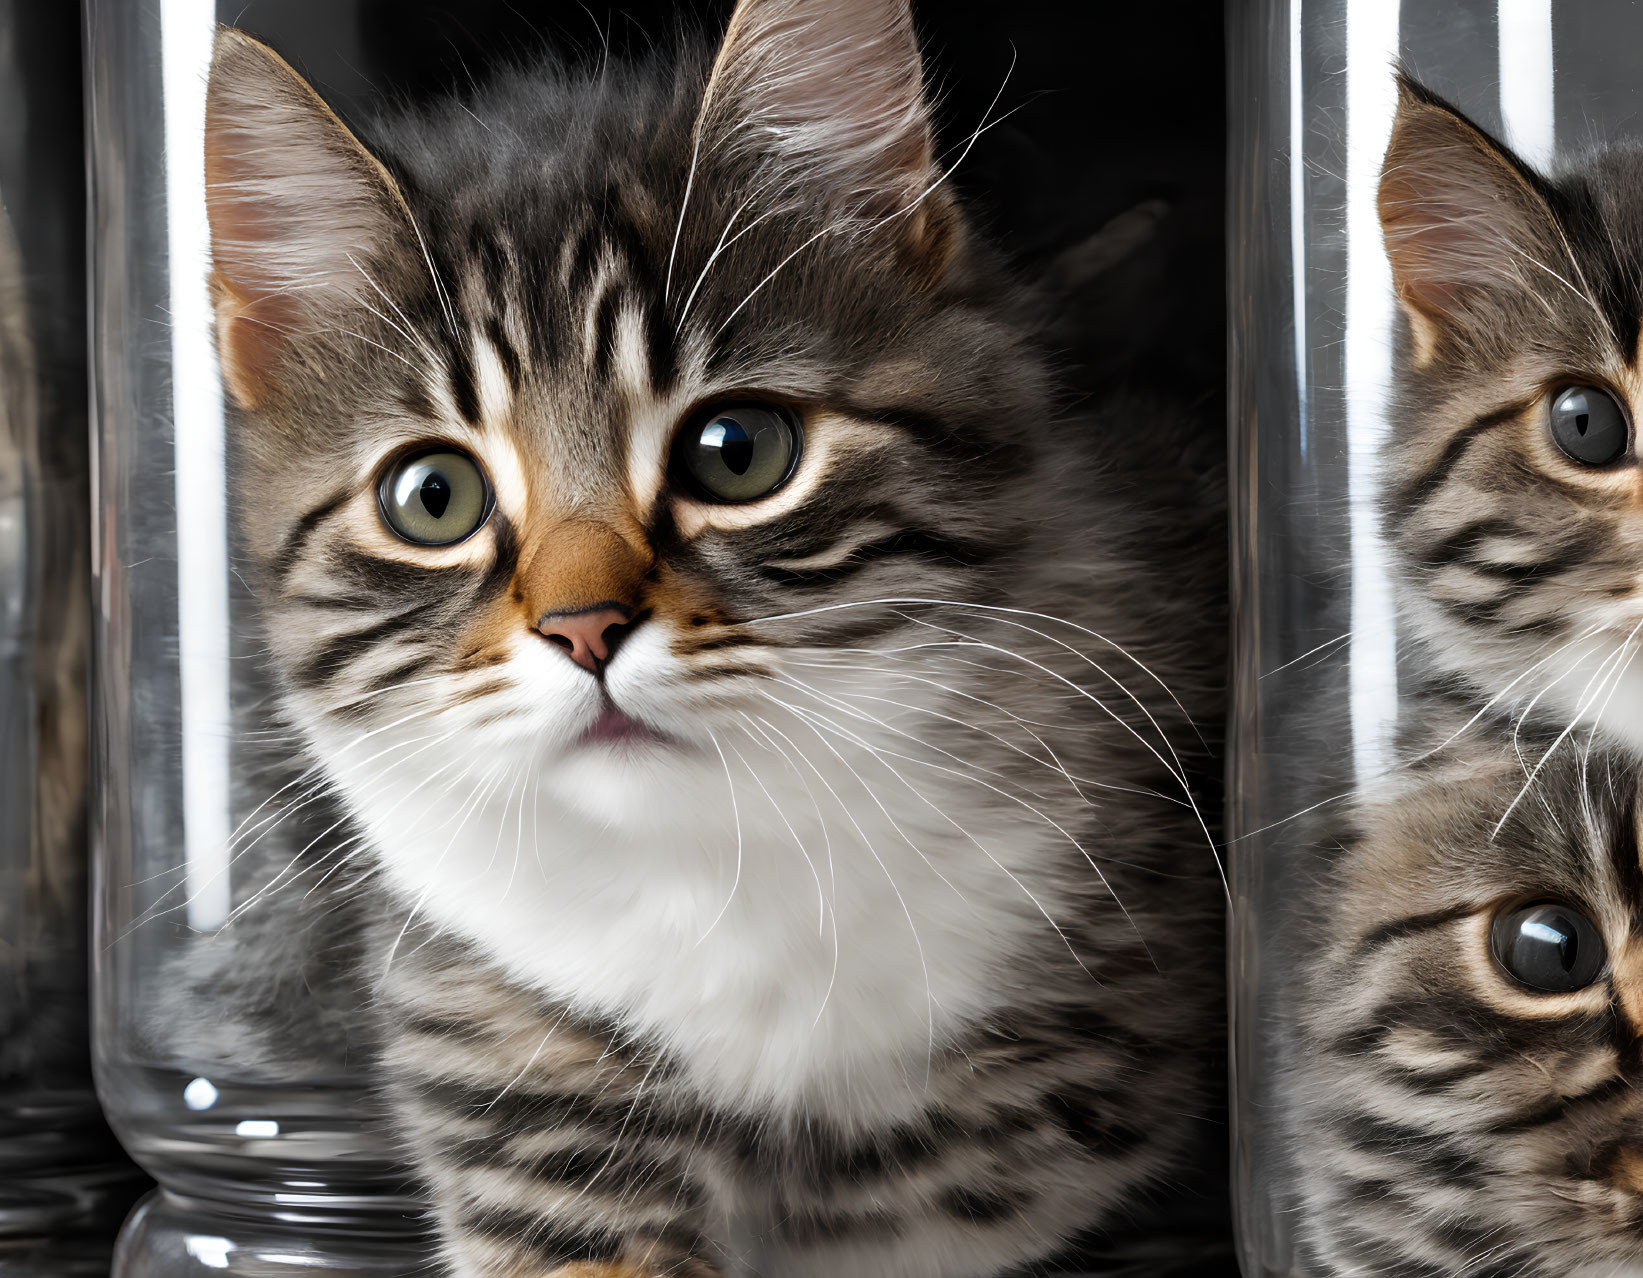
[
  {"left": 301, "top": 627, "right": 1057, "bottom": 1124},
  {"left": 541, "top": 744, "right": 720, "bottom": 831},
  {"left": 1410, "top": 603, "right": 1643, "bottom": 758}
]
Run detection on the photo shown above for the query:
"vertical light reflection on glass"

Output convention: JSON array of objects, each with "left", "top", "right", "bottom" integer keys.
[
  {"left": 1289, "top": 0, "right": 1309, "bottom": 458},
  {"left": 1344, "top": 0, "right": 1400, "bottom": 787},
  {"left": 1498, "top": 0, "right": 1555, "bottom": 167},
  {"left": 161, "top": 0, "right": 231, "bottom": 931}
]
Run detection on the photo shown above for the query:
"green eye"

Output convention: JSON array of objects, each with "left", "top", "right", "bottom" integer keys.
[
  {"left": 674, "top": 404, "right": 801, "bottom": 503},
  {"left": 378, "top": 447, "right": 491, "bottom": 545}
]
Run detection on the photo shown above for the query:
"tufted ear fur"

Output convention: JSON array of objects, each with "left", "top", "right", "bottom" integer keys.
[
  {"left": 695, "top": 0, "right": 953, "bottom": 264},
  {"left": 1379, "top": 74, "right": 1569, "bottom": 364},
  {"left": 204, "top": 27, "right": 418, "bottom": 408}
]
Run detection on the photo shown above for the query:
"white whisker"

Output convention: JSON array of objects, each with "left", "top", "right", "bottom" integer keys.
[{"left": 696, "top": 729, "right": 745, "bottom": 943}]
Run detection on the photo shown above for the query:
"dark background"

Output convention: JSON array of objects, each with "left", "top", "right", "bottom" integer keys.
[{"left": 221, "top": 0, "right": 1227, "bottom": 392}]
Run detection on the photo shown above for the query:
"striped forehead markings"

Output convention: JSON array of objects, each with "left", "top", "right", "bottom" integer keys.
[{"left": 471, "top": 330, "right": 515, "bottom": 429}]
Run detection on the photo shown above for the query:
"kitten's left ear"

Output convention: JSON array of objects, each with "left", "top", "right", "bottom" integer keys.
[
  {"left": 205, "top": 27, "right": 419, "bottom": 408},
  {"left": 1379, "top": 75, "right": 1568, "bottom": 363},
  {"left": 696, "top": 0, "right": 953, "bottom": 266}
]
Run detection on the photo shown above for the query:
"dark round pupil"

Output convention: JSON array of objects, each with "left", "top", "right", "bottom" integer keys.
[
  {"left": 713, "top": 420, "right": 755, "bottom": 475},
  {"left": 419, "top": 471, "right": 451, "bottom": 519}
]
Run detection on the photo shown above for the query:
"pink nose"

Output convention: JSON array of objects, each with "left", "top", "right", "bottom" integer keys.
[{"left": 536, "top": 606, "right": 632, "bottom": 672}]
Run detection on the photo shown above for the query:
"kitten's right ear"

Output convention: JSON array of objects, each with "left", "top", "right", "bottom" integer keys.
[
  {"left": 1379, "top": 75, "right": 1565, "bottom": 363},
  {"left": 205, "top": 28, "right": 417, "bottom": 408},
  {"left": 694, "top": 0, "right": 950, "bottom": 266}
]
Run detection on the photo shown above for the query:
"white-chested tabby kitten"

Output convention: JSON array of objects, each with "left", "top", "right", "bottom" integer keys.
[
  {"left": 1293, "top": 696, "right": 1643, "bottom": 1277},
  {"left": 1379, "top": 76, "right": 1643, "bottom": 754},
  {"left": 1286, "top": 76, "right": 1643, "bottom": 1277},
  {"left": 202, "top": 3, "right": 1225, "bottom": 1274}
]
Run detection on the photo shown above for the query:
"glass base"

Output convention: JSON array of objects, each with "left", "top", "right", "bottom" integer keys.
[
  {"left": 112, "top": 1190, "right": 430, "bottom": 1277},
  {"left": 102, "top": 1069, "right": 429, "bottom": 1274}
]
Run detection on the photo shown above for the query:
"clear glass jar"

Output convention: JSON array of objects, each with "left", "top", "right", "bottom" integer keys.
[
  {"left": 1231, "top": 2, "right": 1643, "bottom": 1275},
  {"left": 0, "top": 0, "right": 147, "bottom": 1267},
  {"left": 85, "top": 2, "right": 426, "bottom": 1272},
  {"left": 85, "top": 5, "right": 709, "bottom": 1270}
]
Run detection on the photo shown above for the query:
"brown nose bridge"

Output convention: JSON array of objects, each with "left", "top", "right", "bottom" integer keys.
[{"left": 524, "top": 520, "right": 649, "bottom": 613}]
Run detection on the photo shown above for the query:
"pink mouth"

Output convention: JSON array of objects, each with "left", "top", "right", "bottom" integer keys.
[{"left": 582, "top": 705, "right": 667, "bottom": 747}]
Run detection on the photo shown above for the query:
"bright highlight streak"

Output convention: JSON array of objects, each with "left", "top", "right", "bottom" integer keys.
[
  {"left": 1498, "top": 0, "right": 1555, "bottom": 169},
  {"left": 1344, "top": 0, "right": 1401, "bottom": 787},
  {"left": 185, "top": 1237, "right": 234, "bottom": 1270},
  {"left": 161, "top": 0, "right": 232, "bottom": 931},
  {"left": 1289, "top": 0, "right": 1309, "bottom": 458}
]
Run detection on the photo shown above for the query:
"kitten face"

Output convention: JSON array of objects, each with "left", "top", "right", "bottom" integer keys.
[
  {"left": 1379, "top": 79, "right": 1643, "bottom": 754},
  {"left": 205, "top": 10, "right": 1046, "bottom": 834},
  {"left": 196, "top": 4, "right": 1156, "bottom": 1100},
  {"left": 1297, "top": 715, "right": 1643, "bottom": 1276}
]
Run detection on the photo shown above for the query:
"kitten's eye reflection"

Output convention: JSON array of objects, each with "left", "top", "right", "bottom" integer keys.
[
  {"left": 378, "top": 448, "right": 491, "bottom": 545},
  {"left": 1490, "top": 902, "right": 1607, "bottom": 994},
  {"left": 675, "top": 404, "right": 801, "bottom": 502},
  {"left": 1549, "top": 385, "right": 1629, "bottom": 466}
]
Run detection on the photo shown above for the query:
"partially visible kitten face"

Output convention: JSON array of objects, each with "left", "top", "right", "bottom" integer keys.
[
  {"left": 1379, "top": 78, "right": 1643, "bottom": 755},
  {"left": 1295, "top": 705, "right": 1643, "bottom": 1276},
  {"left": 204, "top": 23, "right": 1027, "bottom": 811}
]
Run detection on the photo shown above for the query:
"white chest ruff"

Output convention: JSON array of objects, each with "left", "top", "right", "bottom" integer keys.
[{"left": 346, "top": 724, "right": 1058, "bottom": 1122}]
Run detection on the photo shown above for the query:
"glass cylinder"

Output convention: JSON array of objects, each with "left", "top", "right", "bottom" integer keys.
[
  {"left": 85, "top": 2, "right": 426, "bottom": 1272},
  {"left": 0, "top": 0, "right": 147, "bottom": 1268},
  {"left": 86, "top": 4, "right": 695, "bottom": 1270},
  {"left": 1232, "top": 2, "right": 1643, "bottom": 1275}
]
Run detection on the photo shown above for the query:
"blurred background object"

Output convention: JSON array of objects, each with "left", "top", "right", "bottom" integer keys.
[{"left": 0, "top": 0, "right": 149, "bottom": 1271}]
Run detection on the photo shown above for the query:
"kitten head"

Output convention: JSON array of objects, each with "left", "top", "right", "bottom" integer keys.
[
  {"left": 203, "top": 3, "right": 1063, "bottom": 852},
  {"left": 1378, "top": 76, "right": 1643, "bottom": 753},
  {"left": 1296, "top": 712, "right": 1643, "bottom": 1275}
]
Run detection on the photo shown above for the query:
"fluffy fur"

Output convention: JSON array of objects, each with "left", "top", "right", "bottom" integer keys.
[{"left": 201, "top": 4, "right": 1226, "bottom": 1274}]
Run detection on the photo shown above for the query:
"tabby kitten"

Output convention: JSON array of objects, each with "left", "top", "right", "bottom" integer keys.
[
  {"left": 1378, "top": 77, "right": 1643, "bottom": 756},
  {"left": 1291, "top": 697, "right": 1643, "bottom": 1277},
  {"left": 203, "top": 2, "right": 1225, "bottom": 1274},
  {"left": 1284, "top": 78, "right": 1643, "bottom": 1276}
]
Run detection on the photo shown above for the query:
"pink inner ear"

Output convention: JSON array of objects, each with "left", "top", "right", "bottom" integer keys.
[
  {"left": 1382, "top": 194, "right": 1498, "bottom": 317},
  {"left": 202, "top": 31, "right": 415, "bottom": 407},
  {"left": 205, "top": 129, "right": 310, "bottom": 400},
  {"left": 205, "top": 136, "right": 305, "bottom": 407},
  {"left": 1378, "top": 94, "right": 1561, "bottom": 328}
]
